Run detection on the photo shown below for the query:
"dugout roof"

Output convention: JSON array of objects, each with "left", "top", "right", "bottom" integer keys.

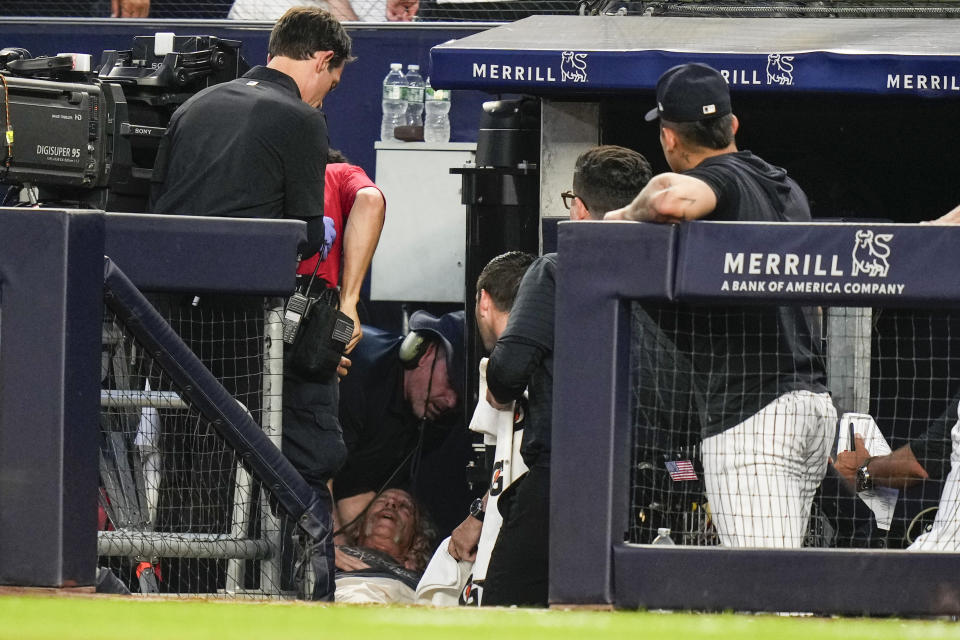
[{"left": 430, "top": 16, "right": 960, "bottom": 96}]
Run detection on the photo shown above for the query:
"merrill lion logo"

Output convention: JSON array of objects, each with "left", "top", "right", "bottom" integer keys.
[
  {"left": 560, "top": 51, "right": 588, "bottom": 82},
  {"left": 851, "top": 229, "right": 893, "bottom": 278},
  {"left": 766, "top": 54, "right": 795, "bottom": 86}
]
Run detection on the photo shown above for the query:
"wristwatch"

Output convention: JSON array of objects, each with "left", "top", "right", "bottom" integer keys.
[
  {"left": 469, "top": 497, "right": 485, "bottom": 522},
  {"left": 856, "top": 459, "right": 874, "bottom": 493}
]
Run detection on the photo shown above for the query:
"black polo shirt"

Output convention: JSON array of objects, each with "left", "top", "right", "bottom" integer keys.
[
  {"left": 673, "top": 151, "right": 828, "bottom": 438},
  {"left": 150, "top": 65, "right": 327, "bottom": 221},
  {"left": 488, "top": 253, "right": 556, "bottom": 468},
  {"left": 334, "top": 325, "right": 419, "bottom": 499}
]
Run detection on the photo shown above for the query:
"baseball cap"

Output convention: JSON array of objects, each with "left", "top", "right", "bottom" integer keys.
[
  {"left": 409, "top": 309, "right": 465, "bottom": 396},
  {"left": 644, "top": 63, "right": 731, "bottom": 123}
]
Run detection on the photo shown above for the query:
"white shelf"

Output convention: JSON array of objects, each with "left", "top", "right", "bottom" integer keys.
[{"left": 373, "top": 141, "right": 477, "bottom": 152}]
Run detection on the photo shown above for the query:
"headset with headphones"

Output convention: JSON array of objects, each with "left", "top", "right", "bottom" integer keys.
[{"left": 398, "top": 330, "right": 434, "bottom": 369}]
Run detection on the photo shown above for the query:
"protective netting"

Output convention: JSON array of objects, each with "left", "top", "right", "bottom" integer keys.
[
  {"left": 98, "top": 297, "right": 301, "bottom": 597},
  {"left": 628, "top": 302, "right": 960, "bottom": 550},
  {"left": 0, "top": 1, "right": 230, "bottom": 18},
  {"left": 0, "top": 0, "right": 579, "bottom": 20},
  {"left": 5, "top": 0, "right": 960, "bottom": 22}
]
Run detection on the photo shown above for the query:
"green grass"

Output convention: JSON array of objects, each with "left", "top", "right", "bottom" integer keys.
[{"left": 3, "top": 596, "right": 960, "bottom": 640}]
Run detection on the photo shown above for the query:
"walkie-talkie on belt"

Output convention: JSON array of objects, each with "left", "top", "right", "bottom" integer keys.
[{"left": 282, "top": 291, "right": 310, "bottom": 344}]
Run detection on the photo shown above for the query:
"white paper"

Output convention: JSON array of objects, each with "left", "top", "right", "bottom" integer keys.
[{"left": 836, "top": 412, "right": 900, "bottom": 530}]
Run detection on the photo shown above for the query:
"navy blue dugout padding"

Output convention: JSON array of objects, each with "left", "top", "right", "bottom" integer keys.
[
  {"left": 104, "top": 212, "right": 305, "bottom": 295},
  {"left": 0, "top": 208, "right": 104, "bottom": 588},
  {"left": 613, "top": 545, "right": 960, "bottom": 615},
  {"left": 550, "top": 220, "right": 675, "bottom": 605},
  {"left": 551, "top": 220, "right": 960, "bottom": 614},
  {"left": 431, "top": 16, "right": 960, "bottom": 97},
  {"left": 102, "top": 257, "right": 334, "bottom": 599},
  {"left": 675, "top": 222, "right": 960, "bottom": 308}
]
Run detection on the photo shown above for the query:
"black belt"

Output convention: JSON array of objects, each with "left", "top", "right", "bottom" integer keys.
[{"left": 295, "top": 275, "right": 334, "bottom": 291}]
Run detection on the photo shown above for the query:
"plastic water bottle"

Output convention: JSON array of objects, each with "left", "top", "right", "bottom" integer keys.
[
  {"left": 381, "top": 63, "right": 407, "bottom": 142},
  {"left": 423, "top": 78, "right": 451, "bottom": 144},
  {"left": 652, "top": 527, "right": 676, "bottom": 545},
  {"left": 403, "top": 64, "right": 425, "bottom": 128}
]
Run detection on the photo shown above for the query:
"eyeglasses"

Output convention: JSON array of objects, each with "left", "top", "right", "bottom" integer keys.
[{"left": 560, "top": 190, "right": 580, "bottom": 210}]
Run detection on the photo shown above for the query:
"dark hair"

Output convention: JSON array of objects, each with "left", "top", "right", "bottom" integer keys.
[
  {"left": 327, "top": 148, "right": 350, "bottom": 164},
  {"left": 268, "top": 7, "right": 353, "bottom": 69},
  {"left": 572, "top": 145, "right": 653, "bottom": 219},
  {"left": 476, "top": 251, "right": 535, "bottom": 312},
  {"left": 662, "top": 113, "right": 735, "bottom": 151}
]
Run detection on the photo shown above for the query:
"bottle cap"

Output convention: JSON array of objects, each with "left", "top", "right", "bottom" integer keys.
[
  {"left": 408, "top": 64, "right": 419, "bottom": 71},
  {"left": 390, "top": 62, "right": 402, "bottom": 70},
  {"left": 657, "top": 527, "right": 671, "bottom": 536}
]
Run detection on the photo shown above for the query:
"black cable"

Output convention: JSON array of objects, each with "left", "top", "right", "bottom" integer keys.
[
  {"left": 1, "top": 185, "right": 17, "bottom": 206},
  {"left": 408, "top": 346, "right": 439, "bottom": 494},
  {"left": 331, "top": 444, "right": 421, "bottom": 539}
]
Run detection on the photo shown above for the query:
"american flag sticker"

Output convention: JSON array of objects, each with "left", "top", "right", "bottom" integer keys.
[{"left": 665, "top": 460, "right": 698, "bottom": 482}]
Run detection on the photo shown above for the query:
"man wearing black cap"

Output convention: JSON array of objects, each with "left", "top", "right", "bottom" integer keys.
[
  {"left": 333, "top": 310, "right": 465, "bottom": 538},
  {"left": 607, "top": 63, "right": 836, "bottom": 548}
]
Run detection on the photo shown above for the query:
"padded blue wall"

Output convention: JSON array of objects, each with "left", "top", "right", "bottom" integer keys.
[{"left": 0, "top": 20, "right": 495, "bottom": 178}]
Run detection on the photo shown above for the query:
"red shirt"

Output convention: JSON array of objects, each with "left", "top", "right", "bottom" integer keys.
[{"left": 297, "top": 163, "right": 383, "bottom": 286}]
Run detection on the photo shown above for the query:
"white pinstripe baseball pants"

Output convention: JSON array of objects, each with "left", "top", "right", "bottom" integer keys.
[
  {"left": 909, "top": 406, "right": 960, "bottom": 551},
  {"left": 702, "top": 390, "right": 837, "bottom": 548}
]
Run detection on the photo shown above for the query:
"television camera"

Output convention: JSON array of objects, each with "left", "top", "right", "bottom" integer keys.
[{"left": 0, "top": 33, "right": 248, "bottom": 211}]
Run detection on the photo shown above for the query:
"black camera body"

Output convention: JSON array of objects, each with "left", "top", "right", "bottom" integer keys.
[
  {"left": 99, "top": 35, "right": 247, "bottom": 211},
  {"left": 0, "top": 63, "right": 124, "bottom": 207},
  {"left": 0, "top": 35, "right": 248, "bottom": 210}
]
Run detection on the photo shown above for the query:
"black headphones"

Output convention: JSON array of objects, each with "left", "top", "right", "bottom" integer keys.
[{"left": 398, "top": 330, "right": 433, "bottom": 369}]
